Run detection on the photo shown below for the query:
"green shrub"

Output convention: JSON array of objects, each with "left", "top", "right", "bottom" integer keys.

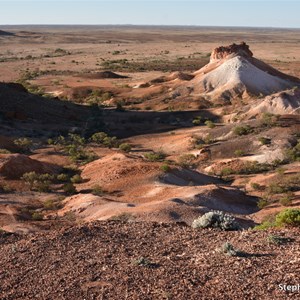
[
  {"left": 178, "top": 154, "right": 196, "bottom": 168},
  {"left": 71, "top": 174, "right": 83, "bottom": 184},
  {"left": 91, "top": 185, "right": 104, "bottom": 196},
  {"left": 285, "top": 140, "right": 300, "bottom": 162},
  {"left": 90, "top": 132, "right": 108, "bottom": 144},
  {"left": 260, "top": 112, "right": 279, "bottom": 127},
  {"left": 63, "top": 183, "right": 77, "bottom": 195},
  {"left": 220, "top": 167, "right": 234, "bottom": 177},
  {"left": 43, "top": 199, "right": 57, "bottom": 210},
  {"left": 257, "top": 198, "right": 269, "bottom": 209},
  {"left": 192, "top": 211, "right": 239, "bottom": 231},
  {"left": 13, "top": 137, "right": 33, "bottom": 153},
  {"left": 192, "top": 119, "right": 201, "bottom": 126},
  {"left": 216, "top": 242, "right": 245, "bottom": 257},
  {"left": 160, "top": 163, "right": 171, "bottom": 173},
  {"left": 258, "top": 137, "right": 271, "bottom": 145},
  {"left": 57, "top": 173, "right": 69, "bottom": 182},
  {"left": 144, "top": 151, "right": 166, "bottom": 162},
  {"left": 32, "top": 212, "right": 43, "bottom": 221},
  {"left": 233, "top": 125, "right": 252, "bottom": 136},
  {"left": 251, "top": 182, "right": 264, "bottom": 191},
  {"left": 279, "top": 193, "right": 293, "bottom": 206},
  {"left": 21, "top": 172, "right": 54, "bottom": 192},
  {"left": 0, "top": 149, "right": 11, "bottom": 154},
  {"left": 234, "top": 149, "right": 245, "bottom": 157},
  {"left": 275, "top": 208, "right": 300, "bottom": 227},
  {"left": 118, "top": 143, "right": 132, "bottom": 152},
  {"left": 0, "top": 183, "right": 14, "bottom": 193},
  {"left": 205, "top": 120, "right": 216, "bottom": 129}
]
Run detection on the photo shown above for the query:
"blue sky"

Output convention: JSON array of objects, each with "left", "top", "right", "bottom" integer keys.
[{"left": 1, "top": 1, "right": 300, "bottom": 28}]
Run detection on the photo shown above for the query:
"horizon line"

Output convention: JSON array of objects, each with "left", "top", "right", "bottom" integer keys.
[{"left": 1, "top": 24, "right": 300, "bottom": 30}]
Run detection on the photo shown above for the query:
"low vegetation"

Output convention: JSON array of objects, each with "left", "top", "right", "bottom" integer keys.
[{"left": 192, "top": 211, "right": 239, "bottom": 231}]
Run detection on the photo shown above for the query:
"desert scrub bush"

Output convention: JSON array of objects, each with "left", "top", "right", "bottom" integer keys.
[
  {"left": 279, "top": 193, "right": 294, "bottom": 206},
  {"left": 13, "top": 137, "right": 33, "bottom": 153},
  {"left": 192, "top": 116, "right": 203, "bottom": 126},
  {"left": 43, "top": 199, "right": 58, "bottom": 210},
  {"left": 91, "top": 185, "right": 104, "bottom": 196},
  {"left": 239, "top": 161, "right": 272, "bottom": 174},
  {"left": 178, "top": 154, "right": 196, "bottom": 168},
  {"left": 234, "top": 149, "right": 245, "bottom": 157},
  {"left": 144, "top": 151, "right": 166, "bottom": 162},
  {"left": 216, "top": 242, "right": 246, "bottom": 257},
  {"left": 192, "top": 119, "right": 201, "bottom": 126},
  {"left": 63, "top": 183, "right": 77, "bottom": 195},
  {"left": 132, "top": 257, "right": 158, "bottom": 268},
  {"left": 256, "top": 208, "right": 300, "bottom": 229},
  {"left": 192, "top": 211, "right": 239, "bottom": 231},
  {"left": 250, "top": 182, "right": 264, "bottom": 191},
  {"left": 275, "top": 208, "right": 300, "bottom": 227},
  {"left": 160, "top": 163, "right": 171, "bottom": 173},
  {"left": 90, "top": 132, "right": 108, "bottom": 144},
  {"left": 267, "top": 234, "right": 290, "bottom": 245},
  {"left": 71, "top": 174, "right": 83, "bottom": 184},
  {"left": 204, "top": 120, "right": 216, "bottom": 129},
  {"left": 31, "top": 211, "right": 44, "bottom": 221},
  {"left": 57, "top": 173, "right": 69, "bottom": 182},
  {"left": 21, "top": 172, "right": 54, "bottom": 192},
  {"left": 259, "top": 112, "right": 279, "bottom": 127},
  {"left": 0, "top": 183, "right": 14, "bottom": 193},
  {"left": 285, "top": 140, "right": 300, "bottom": 162},
  {"left": 258, "top": 137, "right": 271, "bottom": 145},
  {"left": 233, "top": 125, "right": 253, "bottom": 136},
  {"left": 220, "top": 167, "right": 234, "bottom": 177},
  {"left": 257, "top": 197, "right": 269, "bottom": 209},
  {"left": 0, "top": 149, "right": 11, "bottom": 154},
  {"left": 118, "top": 143, "right": 132, "bottom": 153}
]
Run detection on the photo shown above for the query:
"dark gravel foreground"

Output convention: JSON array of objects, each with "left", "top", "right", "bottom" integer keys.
[{"left": 0, "top": 221, "right": 299, "bottom": 300}]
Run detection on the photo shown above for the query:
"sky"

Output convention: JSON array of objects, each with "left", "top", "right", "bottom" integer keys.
[{"left": 1, "top": 1, "right": 300, "bottom": 28}]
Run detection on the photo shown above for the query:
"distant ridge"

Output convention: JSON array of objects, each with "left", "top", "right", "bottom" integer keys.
[{"left": 0, "top": 30, "right": 14, "bottom": 36}]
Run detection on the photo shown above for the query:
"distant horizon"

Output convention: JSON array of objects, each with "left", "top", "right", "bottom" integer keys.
[
  {"left": 1, "top": 1, "right": 300, "bottom": 28},
  {"left": 1, "top": 24, "right": 300, "bottom": 30}
]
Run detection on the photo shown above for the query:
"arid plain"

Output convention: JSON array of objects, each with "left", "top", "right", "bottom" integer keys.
[{"left": 0, "top": 26, "right": 300, "bottom": 299}]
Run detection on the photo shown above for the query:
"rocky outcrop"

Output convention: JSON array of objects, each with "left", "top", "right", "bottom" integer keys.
[{"left": 210, "top": 42, "right": 253, "bottom": 61}]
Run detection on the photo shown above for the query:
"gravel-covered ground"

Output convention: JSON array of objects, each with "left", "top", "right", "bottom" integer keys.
[{"left": 0, "top": 221, "right": 299, "bottom": 300}]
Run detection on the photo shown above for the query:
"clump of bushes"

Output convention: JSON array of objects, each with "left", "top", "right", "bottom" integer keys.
[
  {"left": 259, "top": 112, "right": 279, "bottom": 127},
  {"left": 255, "top": 208, "right": 300, "bottom": 229},
  {"left": 13, "top": 137, "right": 33, "bottom": 153},
  {"left": 21, "top": 172, "right": 54, "bottom": 192},
  {"left": 63, "top": 183, "right": 77, "bottom": 195},
  {"left": 285, "top": 140, "right": 300, "bottom": 162},
  {"left": 192, "top": 211, "right": 239, "bottom": 231},
  {"left": 178, "top": 154, "right": 196, "bottom": 168},
  {"left": 49, "top": 133, "right": 97, "bottom": 164},
  {"left": 70, "top": 174, "right": 83, "bottom": 184},
  {"left": 160, "top": 163, "right": 171, "bottom": 173},
  {"left": 233, "top": 125, "right": 252, "bottom": 136},
  {"left": 118, "top": 143, "right": 132, "bottom": 152},
  {"left": 31, "top": 212, "right": 44, "bottom": 221},
  {"left": 234, "top": 149, "right": 245, "bottom": 157},
  {"left": 91, "top": 185, "right": 104, "bottom": 196},
  {"left": 258, "top": 137, "right": 271, "bottom": 145},
  {"left": 275, "top": 208, "right": 300, "bottom": 227},
  {"left": 90, "top": 132, "right": 120, "bottom": 148},
  {"left": 144, "top": 151, "right": 166, "bottom": 162},
  {"left": 204, "top": 120, "right": 216, "bottom": 129}
]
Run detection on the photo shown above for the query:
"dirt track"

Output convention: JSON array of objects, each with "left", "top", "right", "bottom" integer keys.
[{"left": 0, "top": 221, "right": 299, "bottom": 300}]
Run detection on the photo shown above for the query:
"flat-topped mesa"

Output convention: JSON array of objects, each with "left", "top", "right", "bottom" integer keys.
[{"left": 210, "top": 42, "right": 253, "bottom": 62}]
